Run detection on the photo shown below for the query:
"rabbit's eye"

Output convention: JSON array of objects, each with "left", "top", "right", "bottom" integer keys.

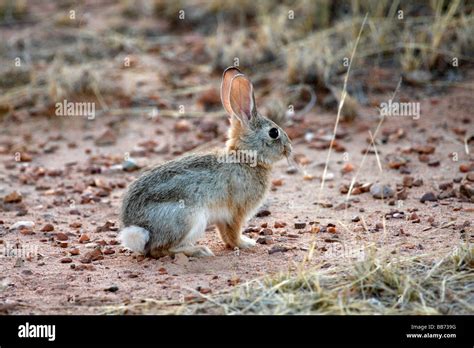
[{"left": 269, "top": 127, "right": 279, "bottom": 139}]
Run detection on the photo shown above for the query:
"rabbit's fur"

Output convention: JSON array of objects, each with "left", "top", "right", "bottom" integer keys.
[{"left": 119, "top": 67, "right": 292, "bottom": 257}]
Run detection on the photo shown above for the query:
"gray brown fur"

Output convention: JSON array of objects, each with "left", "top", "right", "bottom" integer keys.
[{"left": 120, "top": 66, "right": 291, "bottom": 257}]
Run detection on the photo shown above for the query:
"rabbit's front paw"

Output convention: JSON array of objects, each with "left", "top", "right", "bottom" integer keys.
[{"left": 237, "top": 235, "right": 256, "bottom": 249}]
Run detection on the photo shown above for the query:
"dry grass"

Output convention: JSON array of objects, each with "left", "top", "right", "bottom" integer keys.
[
  {"left": 0, "top": 0, "right": 28, "bottom": 22},
  {"left": 97, "top": 243, "right": 473, "bottom": 315},
  {"left": 160, "top": 0, "right": 473, "bottom": 119},
  {"left": 183, "top": 243, "right": 473, "bottom": 315},
  {"left": 194, "top": 0, "right": 474, "bottom": 82},
  {"left": 1, "top": 1, "right": 473, "bottom": 118}
]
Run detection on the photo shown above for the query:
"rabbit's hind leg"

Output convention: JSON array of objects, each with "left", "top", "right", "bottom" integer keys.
[
  {"left": 168, "top": 210, "right": 214, "bottom": 257},
  {"left": 169, "top": 244, "right": 214, "bottom": 257}
]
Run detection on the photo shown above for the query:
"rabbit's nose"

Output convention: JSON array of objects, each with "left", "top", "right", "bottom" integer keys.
[{"left": 283, "top": 143, "right": 292, "bottom": 157}]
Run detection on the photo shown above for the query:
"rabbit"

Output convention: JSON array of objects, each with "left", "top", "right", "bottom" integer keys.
[{"left": 119, "top": 66, "right": 292, "bottom": 258}]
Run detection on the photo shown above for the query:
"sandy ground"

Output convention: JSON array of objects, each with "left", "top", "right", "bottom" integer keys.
[{"left": 0, "top": 71, "right": 472, "bottom": 314}]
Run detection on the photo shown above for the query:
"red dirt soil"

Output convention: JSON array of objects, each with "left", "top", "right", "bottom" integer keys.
[{"left": 1, "top": 74, "right": 473, "bottom": 314}]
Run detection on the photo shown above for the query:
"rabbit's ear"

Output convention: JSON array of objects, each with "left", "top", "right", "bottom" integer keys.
[
  {"left": 228, "top": 74, "right": 256, "bottom": 123},
  {"left": 221, "top": 66, "right": 242, "bottom": 116}
]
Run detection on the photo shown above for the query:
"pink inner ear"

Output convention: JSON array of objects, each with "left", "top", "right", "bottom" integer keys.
[
  {"left": 229, "top": 75, "right": 254, "bottom": 120},
  {"left": 221, "top": 67, "right": 242, "bottom": 116}
]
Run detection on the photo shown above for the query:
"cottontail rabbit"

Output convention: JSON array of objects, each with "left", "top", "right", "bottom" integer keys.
[{"left": 119, "top": 67, "right": 292, "bottom": 257}]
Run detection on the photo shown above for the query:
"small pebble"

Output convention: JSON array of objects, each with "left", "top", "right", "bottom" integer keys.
[
  {"left": 40, "top": 224, "right": 54, "bottom": 232},
  {"left": 342, "top": 163, "right": 354, "bottom": 173},
  {"left": 259, "top": 228, "right": 273, "bottom": 235},
  {"left": 79, "top": 234, "right": 90, "bottom": 243},
  {"left": 174, "top": 120, "right": 192, "bottom": 132},
  {"left": 413, "top": 179, "right": 423, "bottom": 187},
  {"left": 370, "top": 184, "right": 394, "bottom": 199},
  {"left": 274, "top": 221, "right": 287, "bottom": 228},
  {"left": 256, "top": 209, "right": 271, "bottom": 218},
  {"left": 459, "top": 163, "right": 473, "bottom": 173},
  {"left": 70, "top": 222, "right": 82, "bottom": 228},
  {"left": 257, "top": 236, "right": 274, "bottom": 245},
  {"left": 10, "top": 221, "right": 35, "bottom": 230},
  {"left": 122, "top": 158, "right": 140, "bottom": 172},
  {"left": 104, "top": 285, "right": 119, "bottom": 293},
  {"left": 3, "top": 191, "right": 22, "bottom": 203},
  {"left": 268, "top": 245, "right": 289, "bottom": 254},
  {"left": 272, "top": 179, "right": 283, "bottom": 186},
  {"left": 420, "top": 192, "right": 438, "bottom": 203},
  {"left": 55, "top": 232, "right": 68, "bottom": 241},
  {"left": 294, "top": 222, "right": 306, "bottom": 229},
  {"left": 103, "top": 248, "right": 115, "bottom": 255}
]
